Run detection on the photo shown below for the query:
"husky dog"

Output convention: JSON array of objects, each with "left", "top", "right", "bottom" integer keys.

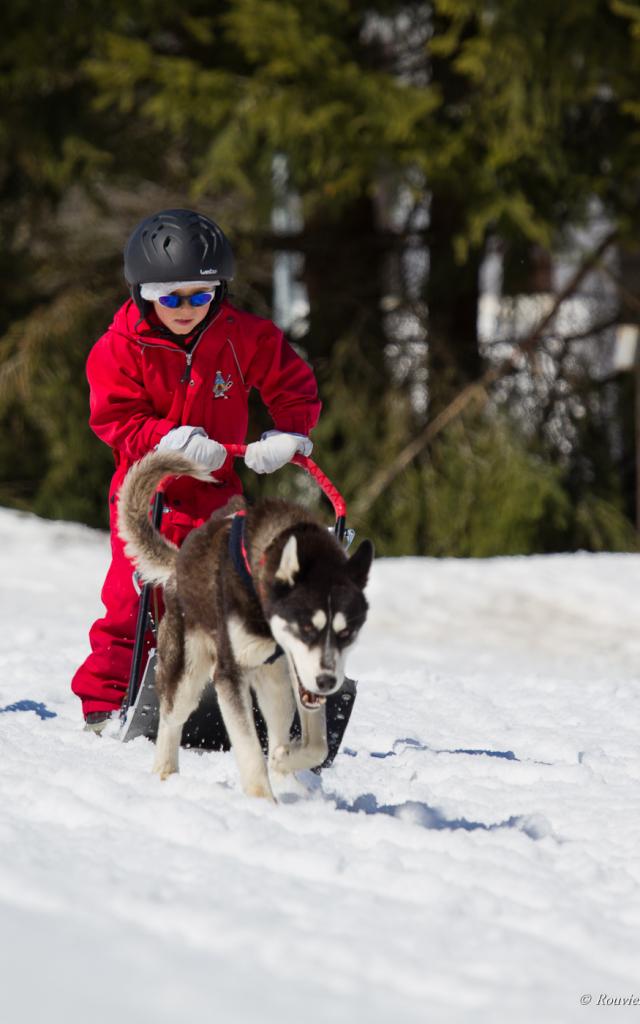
[{"left": 117, "top": 450, "right": 373, "bottom": 800}]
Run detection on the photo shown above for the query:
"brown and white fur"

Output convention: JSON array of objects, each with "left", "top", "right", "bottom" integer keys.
[{"left": 117, "top": 450, "right": 373, "bottom": 801}]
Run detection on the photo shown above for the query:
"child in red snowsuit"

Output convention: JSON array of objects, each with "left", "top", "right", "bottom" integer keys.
[{"left": 72, "top": 209, "right": 320, "bottom": 729}]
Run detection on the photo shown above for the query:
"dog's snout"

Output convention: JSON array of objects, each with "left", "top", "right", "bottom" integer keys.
[{"left": 316, "top": 673, "right": 337, "bottom": 693}]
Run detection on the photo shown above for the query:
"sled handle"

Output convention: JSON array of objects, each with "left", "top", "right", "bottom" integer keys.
[{"left": 224, "top": 443, "right": 347, "bottom": 539}]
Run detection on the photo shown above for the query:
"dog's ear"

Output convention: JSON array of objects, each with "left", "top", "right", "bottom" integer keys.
[
  {"left": 347, "top": 539, "right": 374, "bottom": 590},
  {"left": 275, "top": 535, "right": 300, "bottom": 586}
]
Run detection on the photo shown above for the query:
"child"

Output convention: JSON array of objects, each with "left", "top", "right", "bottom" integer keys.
[{"left": 72, "top": 209, "right": 321, "bottom": 732}]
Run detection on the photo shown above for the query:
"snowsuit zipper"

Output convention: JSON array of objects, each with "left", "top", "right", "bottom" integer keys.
[
  {"left": 180, "top": 352, "right": 194, "bottom": 384},
  {"left": 136, "top": 307, "right": 221, "bottom": 384},
  {"left": 136, "top": 334, "right": 204, "bottom": 385}
]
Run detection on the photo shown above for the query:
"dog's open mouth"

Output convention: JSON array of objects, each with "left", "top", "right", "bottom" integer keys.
[
  {"left": 297, "top": 681, "right": 327, "bottom": 710},
  {"left": 289, "top": 659, "right": 327, "bottom": 711}
]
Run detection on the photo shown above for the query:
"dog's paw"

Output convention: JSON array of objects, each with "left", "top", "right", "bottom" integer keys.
[
  {"left": 153, "top": 761, "right": 178, "bottom": 781},
  {"left": 270, "top": 742, "right": 326, "bottom": 774},
  {"left": 269, "top": 743, "right": 303, "bottom": 776},
  {"left": 271, "top": 743, "right": 294, "bottom": 766}
]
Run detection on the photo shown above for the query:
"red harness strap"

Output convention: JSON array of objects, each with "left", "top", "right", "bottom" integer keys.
[
  {"left": 227, "top": 510, "right": 283, "bottom": 665},
  {"left": 228, "top": 510, "right": 253, "bottom": 586}
]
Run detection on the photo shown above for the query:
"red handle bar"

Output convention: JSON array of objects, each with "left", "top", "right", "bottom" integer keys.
[{"left": 224, "top": 443, "right": 347, "bottom": 521}]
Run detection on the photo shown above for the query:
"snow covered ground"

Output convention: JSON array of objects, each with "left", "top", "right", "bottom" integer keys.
[{"left": 1, "top": 506, "right": 640, "bottom": 1023}]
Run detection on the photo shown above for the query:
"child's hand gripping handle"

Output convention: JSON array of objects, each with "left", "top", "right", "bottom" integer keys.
[{"left": 223, "top": 444, "right": 347, "bottom": 538}]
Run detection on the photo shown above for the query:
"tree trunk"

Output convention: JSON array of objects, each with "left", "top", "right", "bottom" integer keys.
[
  {"left": 301, "top": 195, "right": 388, "bottom": 380},
  {"left": 425, "top": 193, "right": 483, "bottom": 417}
]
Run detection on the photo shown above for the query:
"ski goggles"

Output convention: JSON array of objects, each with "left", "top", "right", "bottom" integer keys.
[{"left": 157, "top": 291, "right": 215, "bottom": 309}]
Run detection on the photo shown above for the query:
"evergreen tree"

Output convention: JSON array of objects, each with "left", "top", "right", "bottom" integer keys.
[{"left": 2, "top": 0, "right": 640, "bottom": 553}]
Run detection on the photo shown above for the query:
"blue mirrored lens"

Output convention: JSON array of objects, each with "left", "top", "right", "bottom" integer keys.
[
  {"left": 190, "top": 292, "right": 213, "bottom": 306},
  {"left": 157, "top": 292, "right": 214, "bottom": 308}
]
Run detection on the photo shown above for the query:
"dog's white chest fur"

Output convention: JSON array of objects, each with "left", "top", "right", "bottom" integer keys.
[{"left": 228, "top": 615, "right": 280, "bottom": 668}]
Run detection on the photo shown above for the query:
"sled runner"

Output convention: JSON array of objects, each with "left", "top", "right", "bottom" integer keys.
[{"left": 119, "top": 447, "right": 358, "bottom": 770}]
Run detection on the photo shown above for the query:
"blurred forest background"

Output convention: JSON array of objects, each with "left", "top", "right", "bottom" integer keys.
[{"left": 2, "top": 0, "right": 640, "bottom": 556}]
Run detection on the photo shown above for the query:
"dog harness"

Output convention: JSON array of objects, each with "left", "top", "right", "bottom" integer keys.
[
  {"left": 228, "top": 510, "right": 254, "bottom": 590},
  {"left": 228, "top": 511, "right": 283, "bottom": 664}
]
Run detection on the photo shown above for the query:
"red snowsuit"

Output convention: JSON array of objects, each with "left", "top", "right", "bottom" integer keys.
[{"left": 71, "top": 298, "right": 321, "bottom": 716}]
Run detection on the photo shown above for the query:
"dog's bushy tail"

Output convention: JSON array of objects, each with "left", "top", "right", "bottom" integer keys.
[{"left": 117, "top": 450, "right": 212, "bottom": 585}]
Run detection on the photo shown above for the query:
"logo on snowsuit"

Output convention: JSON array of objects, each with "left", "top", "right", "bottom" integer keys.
[{"left": 213, "top": 370, "right": 233, "bottom": 399}]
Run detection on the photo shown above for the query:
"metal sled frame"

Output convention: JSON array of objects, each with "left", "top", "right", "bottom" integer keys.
[{"left": 119, "top": 448, "right": 358, "bottom": 770}]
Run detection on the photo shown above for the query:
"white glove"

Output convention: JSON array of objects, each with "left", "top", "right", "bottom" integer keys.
[
  {"left": 244, "top": 430, "right": 313, "bottom": 475},
  {"left": 157, "top": 425, "right": 227, "bottom": 472}
]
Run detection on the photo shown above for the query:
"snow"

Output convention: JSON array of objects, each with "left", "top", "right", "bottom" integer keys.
[{"left": 1, "top": 505, "right": 640, "bottom": 1023}]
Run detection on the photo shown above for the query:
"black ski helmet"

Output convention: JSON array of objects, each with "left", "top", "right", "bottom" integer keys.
[{"left": 124, "top": 208, "right": 235, "bottom": 316}]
